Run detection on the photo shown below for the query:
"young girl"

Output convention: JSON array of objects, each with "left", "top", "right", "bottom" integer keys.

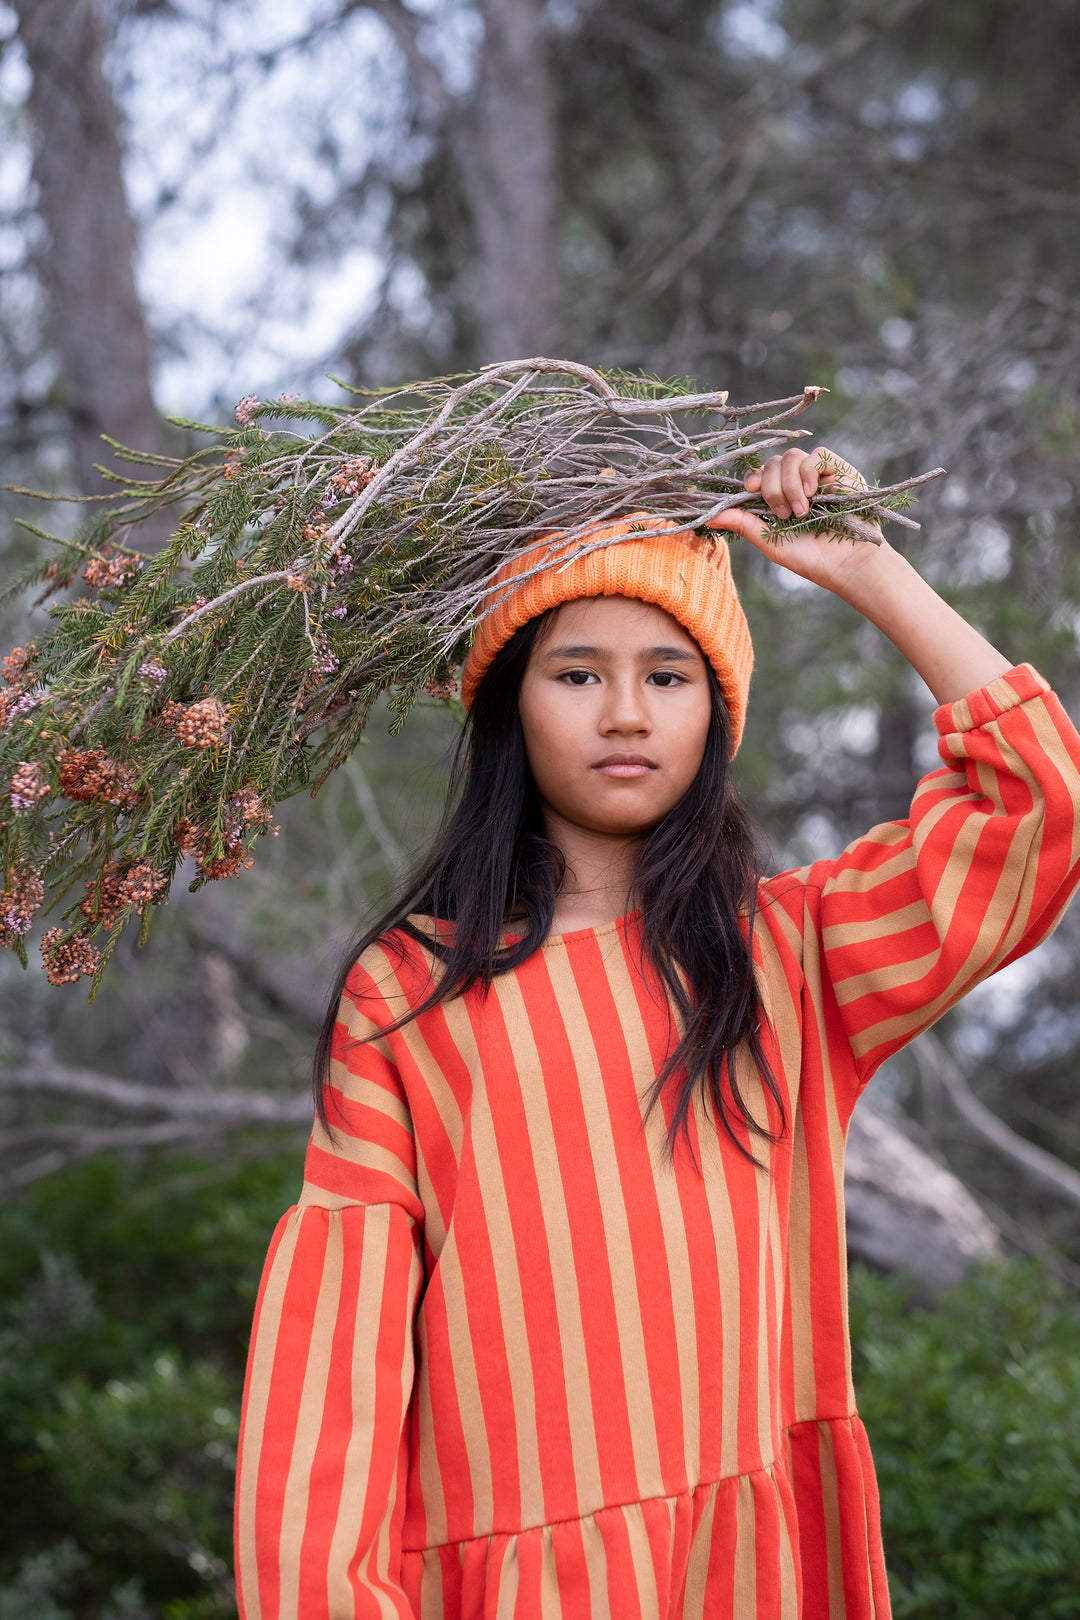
[{"left": 234, "top": 446, "right": 1080, "bottom": 1620}]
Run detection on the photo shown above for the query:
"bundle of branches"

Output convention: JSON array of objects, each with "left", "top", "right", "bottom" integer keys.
[{"left": 0, "top": 358, "right": 942, "bottom": 991}]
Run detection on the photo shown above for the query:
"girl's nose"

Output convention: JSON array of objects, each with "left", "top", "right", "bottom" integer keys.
[{"left": 600, "top": 679, "right": 650, "bottom": 734}]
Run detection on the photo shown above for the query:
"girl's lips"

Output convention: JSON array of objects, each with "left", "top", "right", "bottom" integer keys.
[{"left": 593, "top": 756, "right": 657, "bottom": 779}]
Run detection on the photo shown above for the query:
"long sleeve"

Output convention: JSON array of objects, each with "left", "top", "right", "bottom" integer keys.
[
  {"left": 764, "top": 665, "right": 1080, "bottom": 1111},
  {"left": 235, "top": 952, "right": 425, "bottom": 1620}
]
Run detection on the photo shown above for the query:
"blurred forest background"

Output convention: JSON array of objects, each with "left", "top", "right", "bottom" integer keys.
[{"left": 1, "top": 0, "right": 1079, "bottom": 1614}]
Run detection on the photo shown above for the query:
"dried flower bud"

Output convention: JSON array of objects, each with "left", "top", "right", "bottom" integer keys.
[
  {"left": 423, "top": 676, "right": 460, "bottom": 702},
  {"left": 118, "top": 863, "right": 166, "bottom": 909},
  {"left": 139, "top": 660, "right": 167, "bottom": 686},
  {"left": 278, "top": 392, "right": 301, "bottom": 405},
  {"left": 175, "top": 697, "right": 228, "bottom": 750},
  {"left": 0, "top": 868, "right": 44, "bottom": 942},
  {"left": 41, "top": 926, "right": 100, "bottom": 987},
  {"left": 329, "top": 457, "right": 377, "bottom": 498},
  {"left": 300, "top": 524, "right": 327, "bottom": 544},
  {"left": 2, "top": 644, "right": 35, "bottom": 687},
  {"left": 197, "top": 842, "right": 255, "bottom": 881},
  {"left": 59, "top": 749, "right": 139, "bottom": 810},
  {"left": 225, "top": 786, "right": 265, "bottom": 835},
  {"left": 235, "top": 394, "right": 260, "bottom": 425},
  {"left": 173, "top": 817, "right": 200, "bottom": 857},
  {"left": 80, "top": 861, "right": 127, "bottom": 929},
  {"left": 10, "top": 761, "right": 50, "bottom": 811},
  {"left": 83, "top": 555, "right": 141, "bottom": 591},
  {"left": 158, "top": 700, "right": 186, "bottom": 730}
]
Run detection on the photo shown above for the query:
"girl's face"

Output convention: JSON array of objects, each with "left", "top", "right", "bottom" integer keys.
[{"left": 517, "top": 595, "right": 714, "bottom": 840}]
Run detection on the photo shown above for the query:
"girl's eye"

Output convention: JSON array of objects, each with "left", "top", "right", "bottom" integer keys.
[
  {"left": 648, "top": 671, "right": 685, "bottom": 688},
  {"left": 559, "top": 669, "right": 597, "bottom": 686}
]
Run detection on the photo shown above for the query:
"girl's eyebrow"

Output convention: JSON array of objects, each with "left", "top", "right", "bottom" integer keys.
[{"left": 543, "top": 643, "right": 698, "bottom": 662}]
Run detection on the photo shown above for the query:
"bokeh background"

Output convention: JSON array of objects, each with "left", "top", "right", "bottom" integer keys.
[{"left": 1, "top": 1, "right": 1080, "bottom": 1614}]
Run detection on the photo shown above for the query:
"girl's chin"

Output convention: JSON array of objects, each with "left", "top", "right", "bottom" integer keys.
[{"left": 563, "top": 805, "right": 670, "bottom": 838}]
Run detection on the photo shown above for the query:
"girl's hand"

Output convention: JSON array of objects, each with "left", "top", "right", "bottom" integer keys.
[
  {"left": 706, "top": 445, "right": 885, "bottom": 593},
  {"left": 707, "top": 445, "right": 1013, "bottom": 702}
]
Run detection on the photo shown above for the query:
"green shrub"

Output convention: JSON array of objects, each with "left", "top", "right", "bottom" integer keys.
[
  {"left": 850, "top": 1262, "right": 1080, "bottom": 1619},
  {"left": 0, "top": 1148, "right": 302, "bottom": 1618}
]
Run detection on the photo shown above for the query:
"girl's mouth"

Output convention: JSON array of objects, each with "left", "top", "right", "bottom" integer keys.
[{"left": 593, "top": 754, "right": 657, "bottom": 778}]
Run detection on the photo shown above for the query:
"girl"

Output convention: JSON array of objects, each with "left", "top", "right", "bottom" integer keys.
[{"left": 234, "top": 446, "right": 1080, "bottom": 1620}]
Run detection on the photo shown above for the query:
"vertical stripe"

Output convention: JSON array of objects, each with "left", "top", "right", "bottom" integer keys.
[
  {"left": 491, "top": 965, "right": 607, "bottom": 1514},
  {"left": 235, "top": 1209, "right": 296, "bottom": 1620},
  {"left": 816, "top": 1422, "right": 847, "bottom": 1617},
  {"left": 278, "top": 1215, "right": 346, "bottom": 1616},
  {"left": 680, "top": 1485, "right": 717, "bottom": 1620},
  {"left": 732, "top": 1476, "right": 758, "bottom": 1617}
]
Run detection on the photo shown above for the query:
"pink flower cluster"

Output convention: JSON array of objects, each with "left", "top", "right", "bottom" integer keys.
[
  {"left": 0, "top": 869, "right": 44, "bottom": 941},
  {"left": 83, "top": 555, "right": 141, "bottom": 591},
  {"left": 329, "top": 457, "right": 377, "bottom": 499},
  {"left": 10, "top": 761, "right": 49, "bottom": 811},
  {"left": 311, "top": 637, "right": 339, "bottom": 678}
]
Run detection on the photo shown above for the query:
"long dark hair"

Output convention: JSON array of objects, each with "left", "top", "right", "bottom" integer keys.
[{"left": 313, "top": 612, "right": 782, "bottom": 1157}]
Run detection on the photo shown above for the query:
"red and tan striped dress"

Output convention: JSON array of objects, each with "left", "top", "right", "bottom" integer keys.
[{"left": 236, "top": 665, "right": 1080, "bottom": 1620}]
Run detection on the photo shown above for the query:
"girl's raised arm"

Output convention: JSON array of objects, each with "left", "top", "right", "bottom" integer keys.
[{"left": 716, "top": 448, "right": 1080, "bottom": 1115}]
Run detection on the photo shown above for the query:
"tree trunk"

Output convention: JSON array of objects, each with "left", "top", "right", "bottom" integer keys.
[
  {"left": 454, "top": 0, "right": 560, "bottom": 361},
  {"left": 13, "top": 0, "right": 166, "bottom": 500},
  {"left": 870, "top": 688, "right": 920, "bottom": 826}
]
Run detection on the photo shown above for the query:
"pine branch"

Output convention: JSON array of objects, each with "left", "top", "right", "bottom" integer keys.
[{"left": 0, "top": 360, "right": 945, "bottom": 989}]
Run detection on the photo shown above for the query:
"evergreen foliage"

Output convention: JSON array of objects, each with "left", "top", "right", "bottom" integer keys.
[
  {"left": 0, "top": 360, "right": 933, "bottom": 992},
  {"left": 850, "top": 1265, "right": 1080, "bottom": 1618}
]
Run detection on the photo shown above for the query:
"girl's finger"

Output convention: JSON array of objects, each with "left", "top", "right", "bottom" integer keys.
[
  {"left": 781, "top": 448, "right": 811, "bottom": 517},
  {"left": 743, "top": 467, "right": 763, "bottom": 491},
  {"left": 705, "top": 509, "right": 768, "bottom": 544},
  {"left": 759, "top": 455, "right": 791, "bottom": 517}
]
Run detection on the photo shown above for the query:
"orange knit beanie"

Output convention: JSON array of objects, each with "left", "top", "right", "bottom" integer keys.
[{"left": 460, "top": 514, "right": 754, "bottom": 752}]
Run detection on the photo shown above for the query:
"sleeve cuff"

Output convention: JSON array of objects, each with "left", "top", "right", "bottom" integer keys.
[{"left": 934, "top": 663, "right": 1051, "bottom": 736}]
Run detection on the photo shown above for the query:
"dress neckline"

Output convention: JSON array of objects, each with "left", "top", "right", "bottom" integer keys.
[
  {"left": 405, "top": 910, "right": 640, "bottom": 951},
  {"left": 503, "top": 909, "right": 639, "bottom": 950}
]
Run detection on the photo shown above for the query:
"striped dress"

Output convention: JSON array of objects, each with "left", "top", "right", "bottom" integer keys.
[{"left": 236, "top": 665, "right": 1080, "bottom": 1620}]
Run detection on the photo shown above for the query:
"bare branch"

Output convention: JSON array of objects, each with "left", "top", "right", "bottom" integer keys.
[
  {"left": 162, "top": 576, "right": 293, "bottom": 644},
  {"left": 919, "top": 161, "right": 1080, "bottom": 220},
  {"left": 914, "top": 1031, "right": 1080, "bottom": 1210},
  {"left": 0, "top": 1060, "right": 311, "bottom": 1125},
  {"left": 343, "top": 0, "right": 453, "bottom": 124}
]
